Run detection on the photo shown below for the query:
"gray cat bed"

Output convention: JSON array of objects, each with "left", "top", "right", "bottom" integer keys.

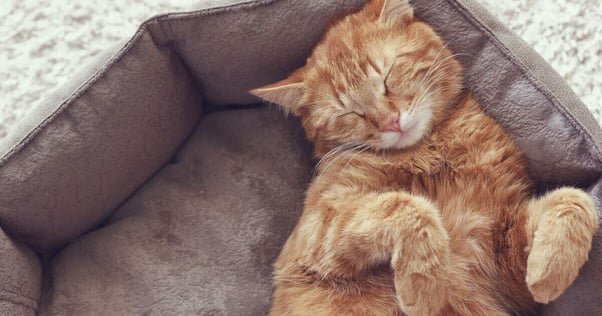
[{"left": 0, "top": 0, "right": 600, "bottom": 315}]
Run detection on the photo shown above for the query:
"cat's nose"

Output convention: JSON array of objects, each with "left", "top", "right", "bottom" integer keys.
[{"left": 381, "top": 117, "right": 402, "bottom": 133}]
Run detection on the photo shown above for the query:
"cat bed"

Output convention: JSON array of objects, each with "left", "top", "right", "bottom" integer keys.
[{"left": 0, "top": 0, "right": 600, "bottom": 315}]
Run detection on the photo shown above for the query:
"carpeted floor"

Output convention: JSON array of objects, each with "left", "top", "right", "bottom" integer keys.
[{"left": 1, "top": 0, "right": 600, "bottom": 140}]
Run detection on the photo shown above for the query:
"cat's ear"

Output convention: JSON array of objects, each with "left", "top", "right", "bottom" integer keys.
[
  {"left": 378, "top": 0, "right": 414, "bottom": 24},
  {"left": 249, "top": 77, "right": 305, "bottom": 115}
]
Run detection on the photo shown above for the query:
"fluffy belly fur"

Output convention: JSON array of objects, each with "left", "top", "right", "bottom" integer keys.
[{"left": 270, "top": 96, "right": 597, "bottom": 316}]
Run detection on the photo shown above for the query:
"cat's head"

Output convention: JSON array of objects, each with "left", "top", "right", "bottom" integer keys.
[{"left": 251, "top": 0, "right": 463, "bottom": 156}]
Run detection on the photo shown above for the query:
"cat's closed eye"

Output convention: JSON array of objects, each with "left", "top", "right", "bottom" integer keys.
[{"left": 337, "top": 110, "right": 365, "bottom": 118}]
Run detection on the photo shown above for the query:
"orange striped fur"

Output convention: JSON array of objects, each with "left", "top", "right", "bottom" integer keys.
[{"left": 251, "top": 0, "right": 598, "bottom": 315}]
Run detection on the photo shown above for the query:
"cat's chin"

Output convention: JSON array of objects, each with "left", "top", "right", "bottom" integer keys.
[
  {"left": 380, "top": 120, "right": 427, "bottom": 150},
  {"left": 380, "top": 132, "right": 420, "bottom": 150}
]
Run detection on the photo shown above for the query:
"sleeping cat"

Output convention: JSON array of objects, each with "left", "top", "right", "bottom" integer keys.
[{"left": 250, "top": 0, "right": 599, "bottom": 315}]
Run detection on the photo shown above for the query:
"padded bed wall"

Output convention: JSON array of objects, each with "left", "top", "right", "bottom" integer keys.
[{"left": 0, "top": 29, "right": 202, "bottom": 251}]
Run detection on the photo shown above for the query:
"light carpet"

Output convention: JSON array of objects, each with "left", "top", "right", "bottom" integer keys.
[{"left": 0, "top": 0, "right": 600, "bottom": 140}]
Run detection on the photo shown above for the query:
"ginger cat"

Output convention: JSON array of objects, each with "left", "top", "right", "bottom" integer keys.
[{"left": 251, "top": 0, "right": 599, "bottom": 315}]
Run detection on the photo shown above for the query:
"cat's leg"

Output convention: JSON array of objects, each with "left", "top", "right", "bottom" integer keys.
[
  {"left": 388, "top": 195, "right": 451, "bottom": 316},
  {"left": 525, "top": 187, "right": 599, "bottom": 303},
  {"left": 285, "top": 190, "right": 452, "bottom": 316}
]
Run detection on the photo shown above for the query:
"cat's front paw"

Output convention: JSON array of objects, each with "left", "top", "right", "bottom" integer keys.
[
  {"left": 393, "top": 202, "right": 451, "bottom": 315},
  {"left": 396, "top": 270, "right": 449, "bottom": 316},
  {"left": 526, "top": 188, "right": 599, "bottom": 304}
]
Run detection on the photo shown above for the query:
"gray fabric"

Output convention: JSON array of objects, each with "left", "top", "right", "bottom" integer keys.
[
  {"left": 0, "top": 40, "right": 124, "bottom": 158},
  {"left": 0, "top": 228, "right": 41, "bottom": 315},
  {"left": 157, "top": 0, "right": 366, "bottom": 107},
  {"left": 0, "top": 0, "right": 599, "bottom": 315},
  {"left": 42, "top": 107, "right": 313, "bottom": 315},
  {"left": 0, "top": 31, "right": 202, "bottom": 251}
]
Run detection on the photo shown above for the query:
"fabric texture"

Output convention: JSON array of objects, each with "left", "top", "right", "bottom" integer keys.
[
  {"left": 43, "top": 107, "right": 313, "bottom": 315},
  {"left": 0, "top": 31, "right": 202, "bottom": 251},
  {"left": 159, "top": 0, "right": 366, "bottom": 107},
  {"left": 0, "top": 0, "right": 599, "bottom": 315},
  {"left": 0, "top": 228, "right": 41, "bottom": 315}
]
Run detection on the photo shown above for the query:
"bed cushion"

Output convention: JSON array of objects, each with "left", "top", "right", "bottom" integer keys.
[
  {"left": 0, "top": 0, "right": 600, "bottom": 315},
  {"left": 0, "top": 229, "right": 40, "bottom": 316},
  {"left": 43, "top": 107, "right": 312, "bottom": 315}
]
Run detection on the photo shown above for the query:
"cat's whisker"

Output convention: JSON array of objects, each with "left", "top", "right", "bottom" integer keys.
[
  {"left": 329, "top": 144, "right": 368, "bottom": 171},
  {"left": 422, "top": 51, "right": 454, "bottom": 83},
  {"left": 410, "top": 46, "right": 448, "bottom": 101},
  {"left": 416, "top": 69, "right": 464, "bottom": 106},
  {"left": 314, "top": 144, "right": 349, "bottom": 173},
  {"left": 422, "top": 67, "right": 457, "bottom": 90},
  {"left": 341, "top": 145, "right": 371, "bottom": 170},
  {"left": 428, "top": 52, "right": 471, "bottom": 74},
  {"left": 413, "top": 62, "right": 460, "bottom": 107},
  {"left": 314, "top": 142, "right": 366, "bottom": 176},
  {"left": 416, "top": 83, "right": 465, "bottom": 105},
  {"left": 421, "top": 46, "right": 449, "bottom": 82},
  {"left": 423, "top": 52, "right": 469, "bottom": 84}
]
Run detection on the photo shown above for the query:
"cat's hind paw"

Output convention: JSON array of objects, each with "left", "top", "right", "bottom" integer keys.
[{"left": 526, "top": 188, "right": 599, "bottom": 304}]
